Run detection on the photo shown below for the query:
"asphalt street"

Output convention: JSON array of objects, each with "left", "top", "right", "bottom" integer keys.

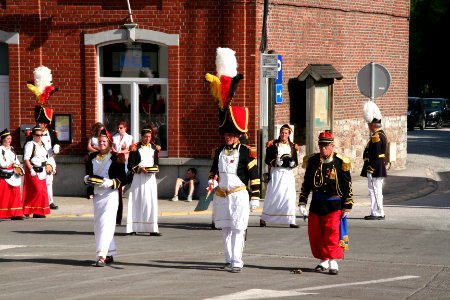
[{"left": 0, "top": 128, "right": 449, "bottom": 300}]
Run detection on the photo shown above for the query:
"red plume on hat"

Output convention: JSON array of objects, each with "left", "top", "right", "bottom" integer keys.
[
  {"left": 205, "top": 47, "right": 248, "bottom": 135},
  {"left": 27, "top": 66, "right": 58, "bottom": 124}
]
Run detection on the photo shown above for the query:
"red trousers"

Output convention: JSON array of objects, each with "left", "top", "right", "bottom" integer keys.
[{"left": 308, "top": 210, "right": 343, "bottom": 260}]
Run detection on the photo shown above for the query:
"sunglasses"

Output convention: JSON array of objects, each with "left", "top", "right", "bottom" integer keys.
[{"left": 34, "top": 134, "right": 43, "bottom": 137}]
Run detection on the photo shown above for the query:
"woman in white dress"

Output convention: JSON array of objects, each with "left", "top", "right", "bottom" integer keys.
[
  {"left": 0, "top": 128, "right": 25, "bottom": 220},
  {"left": 260, "top": 124, "right": 300, "bottom": 228},
  {"left": 84, "top": 129, "right": 127, "bottom": 267},
  {"left": 126, "top": 127, "right": 161, "bottom": 236}
]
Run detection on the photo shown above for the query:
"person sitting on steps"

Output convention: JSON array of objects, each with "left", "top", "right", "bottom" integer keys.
[{"left": 171, "top": 168, "right": 200, "bottom": 202}]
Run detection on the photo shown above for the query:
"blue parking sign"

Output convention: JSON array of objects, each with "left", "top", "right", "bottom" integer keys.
[
  {"left": 276, "top": 55, "right": 282, "bottom": 84},
  {"left": 276, "top": 84, "right": 283, "bottom": 104},
  {"left": 275, "top": 55, "right": 282, "bottom": 103}
]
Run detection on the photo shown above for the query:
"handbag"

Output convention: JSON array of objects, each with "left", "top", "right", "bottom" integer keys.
[{"left": 0, "top": 169, "right": 14, "bottom": 179}]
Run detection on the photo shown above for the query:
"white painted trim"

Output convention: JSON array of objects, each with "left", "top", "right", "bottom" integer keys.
[
  {"left": 84, "top": 29, "right": 179, "bottom": 46},
  {"left": 0, "top": 30, "right": 19, "bottom": 44}
]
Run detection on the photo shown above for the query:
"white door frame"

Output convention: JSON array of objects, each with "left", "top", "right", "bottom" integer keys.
[{"left": 0, "top": 75, "right": 9, "bottom": 130}]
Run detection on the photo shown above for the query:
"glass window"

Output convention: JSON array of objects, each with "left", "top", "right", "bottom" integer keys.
[
  {"left": 0, "top": 43, "right": 8, "bottom": 75},
  {"left": 99, "top": 42, "right": 168, "bottom": 155}
]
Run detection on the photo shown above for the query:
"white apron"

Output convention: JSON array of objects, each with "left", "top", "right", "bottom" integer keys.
[
  {"left": 126, "top": 146, "right": 159, "bottom": 233},
  {"left": 213, "top": 145, "right": 250, "bottom": 230},
  {"left": 261, "top": 143, "right": 297, "bottom": 225},
  {"left": 92, "top": 154, "right": 118, "bottom": 259}
]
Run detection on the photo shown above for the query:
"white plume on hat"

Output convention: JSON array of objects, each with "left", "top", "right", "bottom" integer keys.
[
  {"left": 363, "top": 100, "right": 382, "bottom": 123},
  {"left": 33, "top": 66, "right": 53, "bottom": 93},
  {"left": 215, "top": 47, "right": 238, "bottom": 78}
]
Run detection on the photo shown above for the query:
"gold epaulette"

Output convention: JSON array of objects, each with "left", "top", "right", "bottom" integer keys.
[
  {"left": 336, "top": 153, "right": 351, "bottom": 172},
  {"left": 242, "top": 144, "right": 257, "bottom": 159},
  {"left": 302, "top": 155, "right": 309, "bottom": 169},
  {"left": 265, "top": 140, "right": 274, "bottom": 147},
  {"left": 371, "top": 133, "right": 380, "bottom": 143}
]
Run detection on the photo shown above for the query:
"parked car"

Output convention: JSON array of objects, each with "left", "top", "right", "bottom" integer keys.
[
  {"left": 423, "top": 98, "right": 450, "bottom": 128},
  {"left": 407, "top": 97, "right": 426, "bottom": 130}
]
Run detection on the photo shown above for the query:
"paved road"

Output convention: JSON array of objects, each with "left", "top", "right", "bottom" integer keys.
[{"left": 0, "top": 128, "right": 449, "bottom": 300}]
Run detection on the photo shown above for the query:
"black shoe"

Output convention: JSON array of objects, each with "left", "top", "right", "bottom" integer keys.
[
  {"left": 290, "top": 224, "right": 299, "bottom": 228},
  {"left": 150, "top": 232, "right": 162, "bottom": 236},
  {"left": 329, "top": 269, "right": 339, "bottom": 275},
  {"left": 10, "top": 216, "right": 24, "bottom": 220},
  {"left": 260, "top": 220, "right": 267, "bottom": 227},
  {"left": 33, "top": 214, "right": 46, "bottom": 218},
  {"left": 364, "top": 215, "right": 378, "bottom": 220},
  {"left": 50, "top": 203, "right": 59, "bottom": 210},
  {"left": 105, "top": 256, "right": 114, "bottom": 264},
  {"left": 377, "top": 216, "right": 386, "bottom": 220},
  {"left": 314, "top": 265, "right": 328, "bottom": 272},
  {"left": 221, "top": 263, "right": 232, "bottom": 270}
]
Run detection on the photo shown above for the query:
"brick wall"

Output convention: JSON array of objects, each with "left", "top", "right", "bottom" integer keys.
[{"left": 1, "top": 0, "right": 409, "bottom": 165}]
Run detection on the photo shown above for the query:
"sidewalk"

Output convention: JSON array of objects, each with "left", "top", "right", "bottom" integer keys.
[{"left": 49, "top": 165, "right": 437, "bottom": 218}]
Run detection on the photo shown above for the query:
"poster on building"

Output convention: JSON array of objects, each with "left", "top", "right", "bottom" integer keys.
[
  {"left": 54, "top": 114, "right": 72, "bottom": 142},
  {"left": 314, "top": 86, "right": 330, "bottom": 127}
]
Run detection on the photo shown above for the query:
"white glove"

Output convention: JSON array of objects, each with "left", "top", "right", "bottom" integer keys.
[
  {"left": 30, "top": 169, "right": 37, "bottom": 177},
  {"left": 289, "top": 161, "right": 295, "bottom": 167},
  {"left": 250, "top": 199, "right": 260, "bottom": 211},
  {"left": 207, "top": 179, "right": 218, "bottom": 189},
  {"left": 83, "top": 175, "right": 90, "bottom": 184},
  {"left": 277, "top": 159, "right": 283, "bottom": 166},
  {"left": 299, "top": 205, "right": 308, "bottom": 216},
  {"left": 100, "top": 178, "right": 114, "bottom": 188},
  {"left": 341, "top": 211, "right": 349, "bottom": 218},
  {"left": 53, "top": 144, "right": 60, "bottom": 154}
]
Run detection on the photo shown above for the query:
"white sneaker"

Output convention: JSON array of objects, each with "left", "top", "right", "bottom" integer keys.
[
  {"left": 329, "top": 260, "right": 339, "bottom": 275},
  {"left": 171, "top": 195, "right": 179, "bottom": 201},
  {"left": 186, "top": 195, "right": 193, "bottom": 202}
]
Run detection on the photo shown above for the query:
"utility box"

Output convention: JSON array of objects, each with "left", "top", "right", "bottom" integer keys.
[{"left": 20, "top": 124, "right": 35, "bottom": 148}]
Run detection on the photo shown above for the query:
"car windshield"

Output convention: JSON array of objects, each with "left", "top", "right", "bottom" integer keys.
[{"left": 424, "top": 99, "right": 443, "bottom": 109}]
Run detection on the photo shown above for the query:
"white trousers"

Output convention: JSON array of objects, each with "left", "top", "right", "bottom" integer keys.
[
  {"left": 367, "top": 173, "right": 385, "bottom": 217},
  {"left": 222, "top": 227, "right": 245, "bottom": 268}
]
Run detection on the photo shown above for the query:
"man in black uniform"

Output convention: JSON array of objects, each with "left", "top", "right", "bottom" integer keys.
[
  {"left": 298, "top": 131, "right": 353, "bottom": 275},
  {"left": 361, "top": 101, "right": 387, "bottom": 220}
]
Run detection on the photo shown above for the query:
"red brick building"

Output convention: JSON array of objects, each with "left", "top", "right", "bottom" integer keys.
[{"left": 0, "top": 0, "right": 409, "bottom": 196}]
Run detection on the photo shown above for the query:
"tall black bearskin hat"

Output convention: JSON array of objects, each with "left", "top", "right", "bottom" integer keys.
[
  {"left": 27, "top": 66, "right": 57, "bottom": 124},
  {"left": 205, "top": 47, "right": 248, "bottom": 135},
  {"left": 34, "top": 106, "right": 54, "bottom": 124}
]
